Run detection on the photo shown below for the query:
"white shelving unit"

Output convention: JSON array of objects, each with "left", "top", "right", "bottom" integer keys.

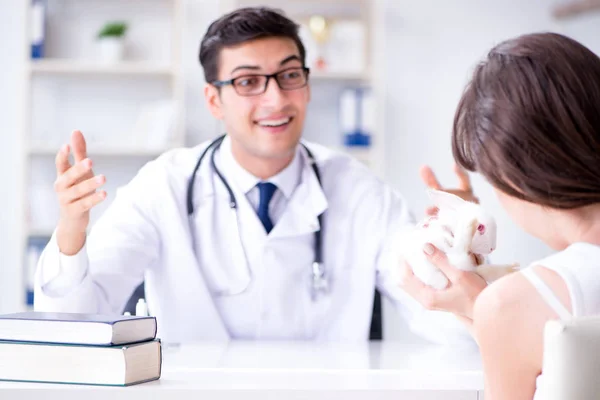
[
  {"left": 18, "top": 0, "right": 185, "bottom": 311},
  {"left": 309, "top": 70, "right": 371, "bottom": 82},
  {"left": 219, "top": 0, "right": 386, "bottom": 177},
  {"left": 29, "top": 142, "right": 173, "bottom": 157},
  {"left": 29, "top": 60, "right": 175, "bottom": 76}
]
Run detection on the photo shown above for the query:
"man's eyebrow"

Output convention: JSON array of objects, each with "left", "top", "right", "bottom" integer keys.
[
  {"left": 280, "top": 55, "right": 302, "bottom": 65},
  {"left": 229, "top": 55, "right": 302, "bottom": 75},
  {"left": 230, "top": 64, "right": 261, "bottom": 74}
]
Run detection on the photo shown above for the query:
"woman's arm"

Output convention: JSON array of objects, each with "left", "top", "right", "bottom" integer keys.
[{"left": 473, "top": 266, "right": 571, "bottom": 400}]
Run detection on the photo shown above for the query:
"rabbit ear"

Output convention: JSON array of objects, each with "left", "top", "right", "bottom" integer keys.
[{"left": 427, "top": 189, "right": 467, "bottom": 211}]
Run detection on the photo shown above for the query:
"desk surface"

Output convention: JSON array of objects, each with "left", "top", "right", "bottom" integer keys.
[{"left": 0, "top": 341, "right": 484, "bottom": 399}]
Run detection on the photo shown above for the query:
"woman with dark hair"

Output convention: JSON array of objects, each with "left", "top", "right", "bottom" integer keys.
[{"left": 401, "top": 32, "right": 600, "bottom": 399}]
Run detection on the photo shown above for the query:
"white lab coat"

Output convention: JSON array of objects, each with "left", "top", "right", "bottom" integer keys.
[{"left": 34, "top": 137, "right": 472, "bottom": 344}]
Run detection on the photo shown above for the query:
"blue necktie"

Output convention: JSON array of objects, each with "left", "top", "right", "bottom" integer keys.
[{"left": 256, "top": 182, "right": 277, "bottom": 234}]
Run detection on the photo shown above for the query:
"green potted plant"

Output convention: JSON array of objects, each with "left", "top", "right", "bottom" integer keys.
[{"left": 97, "top": 21, "right": 128, "bottom": 63}]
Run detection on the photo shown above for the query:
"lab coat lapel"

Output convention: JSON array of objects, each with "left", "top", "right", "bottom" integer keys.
[
  {"left": 203, "top": 138, "right": 268, "bottom": 240},
  {"left": 191, "top": 146, "right": 267, "bottom": 295},
  {"left": 270, "top": 147, "right": 328, "bottom": 239},
  {"left": 182, "top": 144, "right": 237, "bottom": 340}
]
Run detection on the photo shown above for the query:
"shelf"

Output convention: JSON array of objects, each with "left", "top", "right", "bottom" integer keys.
[
  {"left": 27, "top": 228, "right": 54, "bottom": 238},
  {"left": 28, "top": 144, "right": 175, "bottom": 157},
  {"left": 28, "top": 62, "right": 365, "bottom": 81},
  {"left": 552, "top": 0, "right": 600, "bottom": 19},
  {"left": 28, "top": 60, "right": 176, "bottom": 76},
  {"left": 229, "top": 0, "right": 366, "bottom": 18},
  {"left": 310, "top": 70, "right": 371, "bottom": 82},
  {"left": 335, "top": 146, "right": 372, "bottom": 163}
]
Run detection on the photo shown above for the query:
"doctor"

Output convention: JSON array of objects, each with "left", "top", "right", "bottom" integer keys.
[{"left": 35, "top": 7, "right": 479, "bottom": 343}]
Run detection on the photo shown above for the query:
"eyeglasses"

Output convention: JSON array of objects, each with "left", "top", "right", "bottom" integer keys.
[{"left": 212, "top": 67, "right": 310, "bottom": 96}]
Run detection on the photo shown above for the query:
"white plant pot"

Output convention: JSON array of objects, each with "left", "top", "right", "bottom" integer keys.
[{"left": 98, "top": 37, "right": 125, "bottom": 64}]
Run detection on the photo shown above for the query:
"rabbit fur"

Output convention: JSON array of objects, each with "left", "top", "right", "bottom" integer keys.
[{"left": 394, "top": 189, "right": 517, "bottom": 289}]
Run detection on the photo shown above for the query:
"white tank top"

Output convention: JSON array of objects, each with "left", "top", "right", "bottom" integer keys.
[{"left": 520, "top": 242, "right": 600, "bottom": 399}]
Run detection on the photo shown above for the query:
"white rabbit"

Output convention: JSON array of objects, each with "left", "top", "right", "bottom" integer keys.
[{"left": 394, "top": 189, "right": 517, "bottom": 289}]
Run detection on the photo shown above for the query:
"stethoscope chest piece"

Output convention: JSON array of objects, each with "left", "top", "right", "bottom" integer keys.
[{"left": 310, "top": 262, "right": 329, "bottom": 301}]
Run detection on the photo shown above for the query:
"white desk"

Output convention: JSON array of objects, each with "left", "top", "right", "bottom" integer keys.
[{"left": 0, "top": 341, "right": 484, "bottom": 400}]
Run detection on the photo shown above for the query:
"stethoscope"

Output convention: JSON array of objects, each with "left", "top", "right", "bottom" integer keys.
[{"left": 186, "top": 134, "right": 328, "bottom": 301}]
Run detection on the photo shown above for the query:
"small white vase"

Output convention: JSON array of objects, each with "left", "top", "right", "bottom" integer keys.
[{"left": 98, "top": 37, "right": 125, "bottom": 64}]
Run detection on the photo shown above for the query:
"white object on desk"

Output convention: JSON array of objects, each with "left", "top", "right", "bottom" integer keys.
[
  {"left": 0, "top": 341, "right": 484, "bottom": 400},
  {"left": 135, "top": 298, "right": 148, "bottom": 317}
]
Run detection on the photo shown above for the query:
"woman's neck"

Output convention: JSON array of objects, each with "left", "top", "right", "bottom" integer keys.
[{"left": 551, "top": 204, "right": 600, "bottom": 248}]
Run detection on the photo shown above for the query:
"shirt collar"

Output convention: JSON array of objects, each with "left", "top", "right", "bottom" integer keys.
[{"left": 219, "top": 135, "right": 302, "bottom": 199}]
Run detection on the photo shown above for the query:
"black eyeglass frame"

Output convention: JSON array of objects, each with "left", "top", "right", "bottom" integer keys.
[{"left": 211, "top": 67, "right": 311, "bottom": 96}]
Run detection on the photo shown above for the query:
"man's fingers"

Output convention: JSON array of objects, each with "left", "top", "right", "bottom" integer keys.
[
  {"left": 71, "top": 130, "right": 88, "bottom": 163},
  {"left": 72, "top": 191, "right": 107, "bottom": 214},
  {"left": 420, "top": 164, "right": 477, "bottom": 203},
  {"left": 441, "top": 188, "right": 479, "bottom": 204},
  {"left": 442, "top": 189, "right": 468, "bottom": 197},
  {"left": 453, "top": 164, "right": 472, "bottom": 191},
  {"left": 54, "top": 158, "right": 93, "bottom": 192},
  {"left": 55, "top": 144, "right": 71, "bottom": 176},
  {"left": 60, "top": 175, "right": 106, "bottom": 205},
  {"left": 420, "top": 165, "right": 442, "bottom": 190}
]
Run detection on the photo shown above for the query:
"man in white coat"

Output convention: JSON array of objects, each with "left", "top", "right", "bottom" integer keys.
[{"left": 34, "top": 7, "right": 485, "bottom": 343}]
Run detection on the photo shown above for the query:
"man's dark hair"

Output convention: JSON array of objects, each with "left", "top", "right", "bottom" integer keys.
[
  {"left": 199, "top": 7, "right": 306, "bottom": 84},
  {"left": 452, "top": 32, "right": 600, "bottom": 209}
]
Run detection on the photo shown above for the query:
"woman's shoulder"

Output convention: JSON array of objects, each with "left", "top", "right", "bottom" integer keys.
[
  {"left": 472, "top": 244, "right": 600, "bottom": 357},
  {"left": 475, "top": 265, "right": 567, "bottom": 320},
  {"left": 475, "top": 256, "right": 574, "bottom": 324},
  {"left": 481, "top": 242, "right": 600, "bottom": 316},
  {"left": 472, "top": 265, "right": 568, "bottom": 374}
]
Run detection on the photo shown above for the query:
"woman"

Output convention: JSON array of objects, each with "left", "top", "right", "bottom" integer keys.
[
  {"left": 456, "top": 31, "right": 600, "bottom": 399},
  {"left": 401, "top": 32, "right": 600, "bottom": 399}
]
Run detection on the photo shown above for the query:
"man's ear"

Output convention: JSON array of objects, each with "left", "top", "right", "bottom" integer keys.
[{"left": 204, "top": 84, "right": 224, "bottom": 120}]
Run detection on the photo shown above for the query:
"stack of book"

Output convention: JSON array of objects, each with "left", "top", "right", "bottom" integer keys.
[{"left": 0, "top": 312, "right": 161, "bottom": 386}]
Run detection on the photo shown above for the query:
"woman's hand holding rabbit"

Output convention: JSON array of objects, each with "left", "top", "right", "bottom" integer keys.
[{"left": 399, "top": 243, "right": 487, "bottom": 320}]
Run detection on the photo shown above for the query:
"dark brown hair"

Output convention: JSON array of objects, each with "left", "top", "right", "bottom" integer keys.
[
  {"left": 199, "top": 7, "right": 306, "bottom": 84},
  {"left": 452, "top": 32, "right": 600, "bottom": 209}
]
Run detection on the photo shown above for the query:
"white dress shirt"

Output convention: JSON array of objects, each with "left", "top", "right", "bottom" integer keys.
[{"left": 217, "top": 135, "right": 302, "bottom": 227}]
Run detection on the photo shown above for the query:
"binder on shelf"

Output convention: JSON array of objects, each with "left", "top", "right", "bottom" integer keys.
[
  {"left": 30, "top": 0, "right": 46, "bottom": 59},
  {"left": 339, "top": 87, "right": 372, "bottom": 148},
  {"left": 25, "top": 235, "right": 50, "bottom": 307}
]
